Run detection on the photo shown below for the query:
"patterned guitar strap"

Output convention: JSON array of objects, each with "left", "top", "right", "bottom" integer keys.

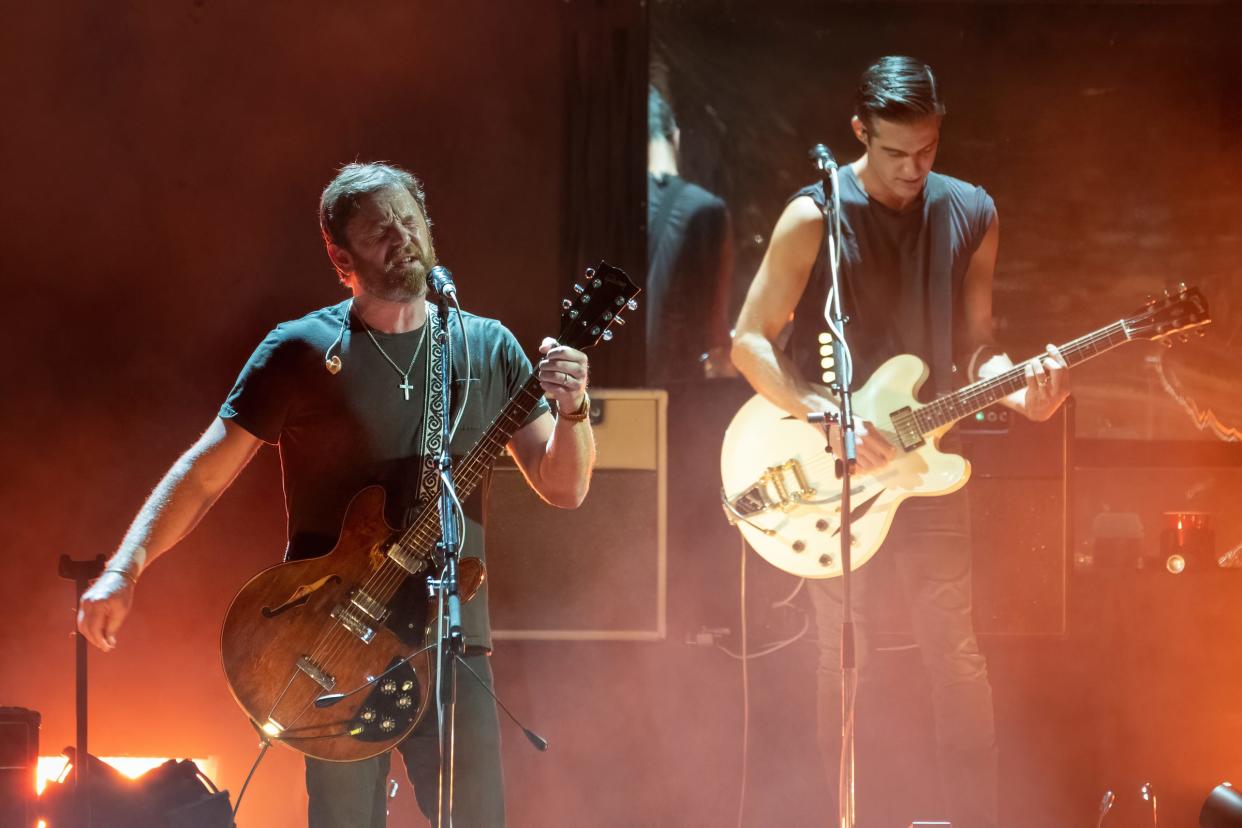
[{"left": 408, "top": 301, "right": 449, "bottom": 527}]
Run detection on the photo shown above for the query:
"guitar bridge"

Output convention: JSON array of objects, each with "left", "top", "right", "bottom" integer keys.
[
  {"left": 726, "top": 459, "right": 816, "bottom": 517},
  {"left": 296, "top": 656, "right": 336, "bottom": 691}
]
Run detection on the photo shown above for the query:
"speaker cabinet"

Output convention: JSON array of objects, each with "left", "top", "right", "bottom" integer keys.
[
  {"left": 0, "top": 707, "right": 40, "bottom": 828},
  {"left": 486, "top": 389, "right": 667, "bottom": 640},
  {"left": 875, "top": 404, "right": 1071, "bottom": 638}
]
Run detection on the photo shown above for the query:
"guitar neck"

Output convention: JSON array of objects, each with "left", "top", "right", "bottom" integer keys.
[
  {"left": 914, "top": 320, "right": 1131, "bottom": 434},
  {"left": 395, "top": 374, "right": 547, "bottom": 560}
]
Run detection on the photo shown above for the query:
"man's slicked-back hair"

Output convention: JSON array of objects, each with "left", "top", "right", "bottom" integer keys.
[
  {"left": 319, "top": 161, "right": 429, "bottom": 249},
  {"left": 648, "top": 86, "right": 678, "bottom": 142},
  {"left": 854, "top": 56, "right": 946, "bottom": 130}
]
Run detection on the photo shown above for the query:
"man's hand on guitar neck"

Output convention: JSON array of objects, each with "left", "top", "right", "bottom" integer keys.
[{"left": 980, "top": 343, "right": 1070, "bottom": 422}]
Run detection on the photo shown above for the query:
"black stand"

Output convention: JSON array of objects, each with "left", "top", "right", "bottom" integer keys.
[
  {"left": 58, "top": 553, "right": 105, "bottom": 828},
  {"left": 808, "top": 148, "right": 859, "bottom": 828},
  {"left": 431, "top": 296, "right": 464, "bottom": 828}
]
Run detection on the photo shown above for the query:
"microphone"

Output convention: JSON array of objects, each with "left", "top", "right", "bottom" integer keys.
[
  {"left": 428, "top": 265, "right": 457, "bottom": 300},
  {"left": 809, "top": 143, "right": 838, "bottom": 173}
]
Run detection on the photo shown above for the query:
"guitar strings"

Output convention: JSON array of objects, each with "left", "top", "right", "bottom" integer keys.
[{"left": 304, "top": 377, "right": 545, "bottom": 703}]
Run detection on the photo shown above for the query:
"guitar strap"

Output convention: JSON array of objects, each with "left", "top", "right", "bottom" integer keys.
[
  {"left": 411, "top": 301, "right": 448, "bottom": 521},
  {"left": 922, "top": 175, "right": 956, "bottom": 397}
]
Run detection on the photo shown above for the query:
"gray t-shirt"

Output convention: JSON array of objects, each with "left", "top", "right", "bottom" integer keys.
[{"left": 221, "top": 299, "right": 548, "bottom": 650}]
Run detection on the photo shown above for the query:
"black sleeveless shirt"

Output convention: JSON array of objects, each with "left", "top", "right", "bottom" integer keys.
[{"left": 788, "top": 166, "right": 995, "bottom": 397}]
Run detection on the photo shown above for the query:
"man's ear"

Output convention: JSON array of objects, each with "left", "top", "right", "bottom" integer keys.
[
  {"left": 327, "top": 242, "right": 354, "bottom": 278},
  {"left": 851, "top": 115, "right": 868, "bottom": 146}
]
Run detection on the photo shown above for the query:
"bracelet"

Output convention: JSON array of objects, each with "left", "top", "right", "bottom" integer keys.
[
  {"left": 104, "top": 568, "right": 139, "bottom": 587},
  {"left": 556, "top": 394, "right": 590, "bottom": 422}
]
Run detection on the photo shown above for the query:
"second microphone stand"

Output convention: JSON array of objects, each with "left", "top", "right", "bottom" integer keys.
[{"left": 811, "top": 154, "right": 860, "bottom": 828}]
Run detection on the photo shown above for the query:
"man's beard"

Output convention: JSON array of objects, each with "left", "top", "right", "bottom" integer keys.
[{"left": 358, "top": 242, "right": 436, "bottom": 302}]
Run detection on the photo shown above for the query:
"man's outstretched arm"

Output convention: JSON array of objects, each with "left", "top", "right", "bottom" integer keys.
[{"left": 77, "top": 417, "right": 261, "bottom": 651}]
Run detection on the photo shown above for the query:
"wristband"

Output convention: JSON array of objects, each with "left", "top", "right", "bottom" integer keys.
[{"left": 556, "top": 394, "right": 590, "bottom": 422}]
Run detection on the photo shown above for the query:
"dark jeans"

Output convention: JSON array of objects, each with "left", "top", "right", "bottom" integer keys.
[
  {"left": 305, "top": 654, "right": 505, "bottom": 827},
  {"left": 806, "top": 489, "right": 998, "bottom": 828}
]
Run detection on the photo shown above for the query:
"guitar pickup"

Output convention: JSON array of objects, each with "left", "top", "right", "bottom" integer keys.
[
  {"left": 386, "top": 543, "right": 427, "bottom": 575},
  {"left": 349, "top": 588, "right": 390, "bottom": 623},
  {"left": 331, "top": 605, "right": 376, "bottom": 644},
  {"left": 726, "top": 459, "right": 816, "bottom": 517}
]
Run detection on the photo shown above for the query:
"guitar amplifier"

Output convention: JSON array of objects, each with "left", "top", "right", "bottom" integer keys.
[
  {"left": 874, "top": 403, "right": 1072, "bottom": 638},
  {"left": 0, "top": 707, "right": 40, "bottom": 828},
  {"left": 486, "top": 389, "right": 667, "bottom": 640}
]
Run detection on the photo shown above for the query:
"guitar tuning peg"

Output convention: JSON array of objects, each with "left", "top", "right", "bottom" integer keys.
[
  {"left": 626, "top": 299, "right": 638, "bottom": 311},
  {"left": 573, "top": 283, "right": 585, "bottom": 295},
  {"left": 601, "top": 329, "right": 614, "bottom": 342}
]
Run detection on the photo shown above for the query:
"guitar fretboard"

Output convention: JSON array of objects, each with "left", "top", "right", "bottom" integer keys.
[
  {"left": 392, "top": 373, "right": 547, "bottom": 564},
  {"left": 912, "top": 320, "right": 1131, "bottom": 435}
]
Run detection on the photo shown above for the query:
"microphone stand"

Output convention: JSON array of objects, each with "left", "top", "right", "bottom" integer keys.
[
  {"left": 431, "top": 293, "right": 463, "bottom": 828},
  {"left": 811, "top": 152, "right": 859, "bottom": 828},
  {"left": 59, "top": 554, "right": 105, "bottom": 828}
]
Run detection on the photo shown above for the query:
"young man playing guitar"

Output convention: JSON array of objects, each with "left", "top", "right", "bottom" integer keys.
[
  {"left": 730, "top": 57, "right": 1070, "bottom": 827},
  {"left": 76, "top": 162, "right": 596, "bottom": 827}
]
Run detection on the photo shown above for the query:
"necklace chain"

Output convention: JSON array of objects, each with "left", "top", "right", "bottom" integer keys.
[{"left": 358, "top": 310, "right": 430, "bottom": 400}]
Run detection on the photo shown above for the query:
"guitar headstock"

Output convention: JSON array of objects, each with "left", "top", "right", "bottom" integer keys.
[
  {"left": 1124, "top": 284, "right": 1212, "bottom": 343},
  {"left": 556, "top": 261, "right": 640, "bottom": 350}
]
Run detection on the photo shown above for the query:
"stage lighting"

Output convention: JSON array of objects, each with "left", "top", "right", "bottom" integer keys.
[
  {"left": 1202, "top": 782, "right": 1242, "bottom": 827},
  {"left": 38, "top": 750, "right": 233, "bottom": 828}
]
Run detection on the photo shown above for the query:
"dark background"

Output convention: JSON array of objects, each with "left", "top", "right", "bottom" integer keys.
[{"left": 1, "top": 1, "right": 1240, "bottom": 826}]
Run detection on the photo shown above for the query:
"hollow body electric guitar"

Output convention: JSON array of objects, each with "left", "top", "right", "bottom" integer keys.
[
  {"left": 219, "top": 262, "right": 639, "bottom": 761},
  {"left": 721, "top": 286, "right": 1210, "bottom": 580}
]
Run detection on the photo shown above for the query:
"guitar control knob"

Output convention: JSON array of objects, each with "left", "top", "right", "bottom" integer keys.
[
  {"left": 590, "top": 326, "right": 602, "bottom": 337},
  {"left": 819, "top": 554, "right": 833, "bottom": 567},
  {"left": 380, "top": 718, "right": 396, "bottom": 732},
  {"left": 815, "top": 519, "right": 829, "bottom": 532},
  {"left": 792, "top": 540, "right": 806, "bottom": 553},
  {"left": 585, "top": 267, "right": 596, "bottom": 278},
  {"left": 592, "top": 278, "right": 602, "bottom": 289},
  {"left": 561, "top": 298, "right": 573, "bottom": 310},
  {"left": 626, "top": 299, "right": 638, "bottom": 311},
  {"left": 568, "top": 309, "right": 579, "bottom": 320},
  {"left": 380, "top": 679, "right": 397, "bottom": 694},
  {"left": 396, "top": 695, "right": 413, "bottom": 709},
  {"left": 401, "top": 680, "right": 415, "bottom": 692},
  {"left": 601, "top": 330, "right": 613, "bottom": 342},
  {"left": 360, "top": 708, "right": 377, "bottom": 722}
]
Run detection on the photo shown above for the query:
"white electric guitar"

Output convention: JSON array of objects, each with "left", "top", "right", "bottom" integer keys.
[{"left": 721, "top": 286, "right": 1211, "bottom": 579}]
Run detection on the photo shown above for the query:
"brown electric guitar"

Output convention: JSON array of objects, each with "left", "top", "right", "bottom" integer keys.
[{"left": 219, "top": 261, "right": 639, "bottom": 761}]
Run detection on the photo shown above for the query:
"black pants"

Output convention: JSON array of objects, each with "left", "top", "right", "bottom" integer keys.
[
  {"left": 304, "top": 654, "right": 505, "bottom": 827},
  {"left": 807, "top": 489, "right": 998, "bottom": 828}
]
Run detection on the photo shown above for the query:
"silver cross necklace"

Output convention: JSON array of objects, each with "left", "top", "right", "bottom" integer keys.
[{"left": 359, "top": 312, "right": 430, "bottom": 401}]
